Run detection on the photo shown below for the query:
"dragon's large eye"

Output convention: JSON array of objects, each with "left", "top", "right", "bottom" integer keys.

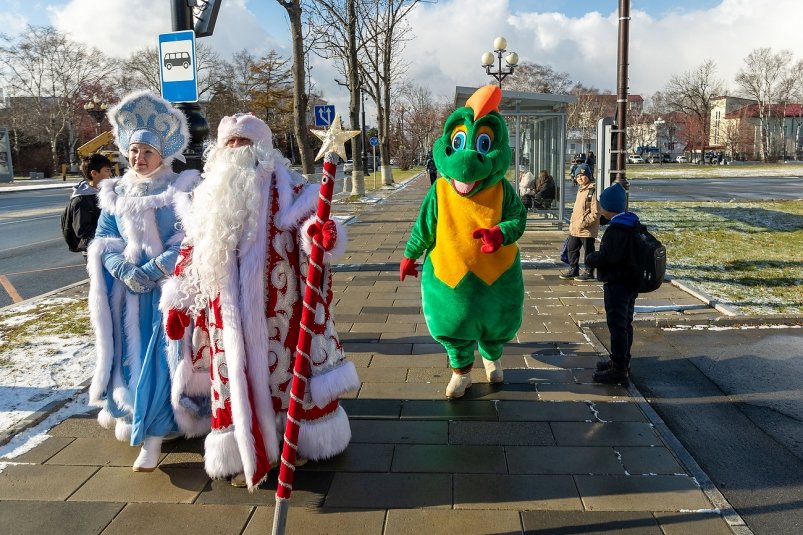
[
  {"left": 475, "top": 126, "right": 494, "bottom": 154},
  {"left": 450, "top": 125, "right": 468, "bottom": 151},
  {"left": 476, "top": 133, "right": 492, "bottom": 154}
]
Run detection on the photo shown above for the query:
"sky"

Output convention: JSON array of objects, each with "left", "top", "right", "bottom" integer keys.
[{"left": 1, "top": 0, "right": 801, "bottom": 122}]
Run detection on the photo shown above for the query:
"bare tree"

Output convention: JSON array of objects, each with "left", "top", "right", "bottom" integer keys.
[
  {"left": 735, "top": 48, "right": 793, "bottom": 160},
  {"left": 118, "top": 42, "right": 229, "bottom": 100},
  {"left": 0, "top": 25, "right": 113, "bottom": 174},
  {"left": 276, "top": 0, "right": 316, "bottom": 177},
  {"left": 504, "top": 62, "right": 573, "bottom": 94},
  {"left": 664, "top": 60, "right": 724, "bottom": 163},
  {"left": 308, "top": 0, "right": 368, "bottom": 194},
  {"left": 396, "top": 83, "right": 447, "bottom": 168},
  {"left": 359, "top": 0, "right": 421, "bottom": 186}
]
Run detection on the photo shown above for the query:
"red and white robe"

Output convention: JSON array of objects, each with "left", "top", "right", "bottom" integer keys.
[{"left": 161, "top": 162, "right": 358, "bottom": 491}]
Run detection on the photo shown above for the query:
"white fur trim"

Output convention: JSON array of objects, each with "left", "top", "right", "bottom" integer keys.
[
  {"left": 204, "top": 429, "right": 244, "bottom": 479},
  {"left": 237, "top": 175, "right": 280, "bottom": 465},
  {"left": 87, "top": 238, "right": 125, "bottom": 406},
  {"left": 97, "top": 408, "right": 116, "bottom": 429},
  {"left": 296, "top": 405, "right": 352, "bottom": 461},
  {"left": 115, "top": 419, "right": 132, "bottom": 442},
  {"left": 275, "top": 166, "right": 317, "bottom": 230},
  {"left": 216, "top": 114, "right": 273, "bottom": 149},
  {"left": 309, "top": 361, "right": 361, "bottom": 408}
]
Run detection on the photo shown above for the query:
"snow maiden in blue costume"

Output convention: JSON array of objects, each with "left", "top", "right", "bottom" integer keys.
[{"left": 87, "top": 90, "right": 202, "bottom": 472}]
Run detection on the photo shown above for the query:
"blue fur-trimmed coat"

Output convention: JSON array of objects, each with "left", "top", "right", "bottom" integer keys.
[{"left": 86, "top": 167, "right": 200, "bottom": 446}]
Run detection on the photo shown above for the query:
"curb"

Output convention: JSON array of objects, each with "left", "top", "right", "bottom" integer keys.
[
  {"left": 580, "top": 325, "right": 754, "bottom": 535},
  {"left": 0, "top": 279, "right": 89, "bottom": 314}
]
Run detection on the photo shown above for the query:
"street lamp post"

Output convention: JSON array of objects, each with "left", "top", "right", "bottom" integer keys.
[
  {"left": 360, "top": 84, "right": 367, "bottom": 175},
  {"left": 480, "top": 37, "right": 519, "bottom": 89},
  {"left": 84, "top": 96, "right": 108, "bottom": 137}
]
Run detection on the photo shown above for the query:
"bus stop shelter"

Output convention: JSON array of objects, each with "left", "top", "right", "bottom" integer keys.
[{"left": 454, "top": 87, "right": 576, "bottom": 227}]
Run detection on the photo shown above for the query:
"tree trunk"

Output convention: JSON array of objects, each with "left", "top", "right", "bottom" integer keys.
[
  {"left": 282, "top": 0, "right": 315, "bottom": 178},
  {"left": 346, "top": 0, "right": 365, "bottom": 195}
]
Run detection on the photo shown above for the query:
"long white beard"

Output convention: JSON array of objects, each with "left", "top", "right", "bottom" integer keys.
[{"left": 182, "top": 145, "right": 273, "bottom": 308}]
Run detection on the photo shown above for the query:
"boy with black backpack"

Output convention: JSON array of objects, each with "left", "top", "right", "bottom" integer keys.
[
  {"left": 585, "top": 183, "right": 640, "bottom": 385},
  {"left": 61, "top": 153, "right": 111, "bottom": 256}
]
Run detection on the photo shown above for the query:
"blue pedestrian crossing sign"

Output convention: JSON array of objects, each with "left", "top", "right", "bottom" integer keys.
[
  {"left": 314, "top": 105, "right": 336, "bottom": 127},
  {"left": 158, "top": 30, "right": 198, "bottom": 103}
]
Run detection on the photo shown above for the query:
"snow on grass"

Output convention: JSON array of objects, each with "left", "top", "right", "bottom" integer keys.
[
  {"left": 631, "top": 200, "right": 803, "bottom": 315},
  {"left": 0, "top": 297, "right": 95, "bottom": 434}
]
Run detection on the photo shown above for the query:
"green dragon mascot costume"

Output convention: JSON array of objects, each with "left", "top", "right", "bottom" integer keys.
[{"left": 400, "top": 85, "right": 527, "bottom": 399}]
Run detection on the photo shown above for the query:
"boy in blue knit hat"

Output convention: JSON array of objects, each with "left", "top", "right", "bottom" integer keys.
[{"left": 585, "top": 183, "right": 640, "bottom": 385}]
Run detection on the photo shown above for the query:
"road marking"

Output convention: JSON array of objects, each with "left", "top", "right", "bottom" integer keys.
[
  {"left": 0, "top": 237, "right": 63, "bottom": 254},
  {"left": 0, "top": 275, "right": 23, "bottom": 303},
  {"left": 3, "top": 263, "right": 86, "bottom": 277}
]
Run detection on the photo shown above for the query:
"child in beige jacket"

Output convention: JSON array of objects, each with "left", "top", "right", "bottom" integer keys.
[{"left": 560, "top": 166, "right": 600, "bottom": 281}]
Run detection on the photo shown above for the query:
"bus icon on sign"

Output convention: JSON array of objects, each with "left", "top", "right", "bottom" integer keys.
[{"left": 163, "top": 52, "right": 191, "bottom": 70}]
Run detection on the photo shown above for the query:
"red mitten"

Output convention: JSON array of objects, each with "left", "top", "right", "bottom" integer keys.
[
  {"left": 399, "top": 257, "right": 419, "bottom": 281},
  {"left": 472, "top": 226, "right": 504, "bottom": 254},
  {"left": 174, "top": 245, "right": 193, "bottom": 276},
  {"left": 306, "top": 219, "right": 338, "bottom": 251},
  {"left": 166, "top": 309, "right": 190, "bottom": 340}
]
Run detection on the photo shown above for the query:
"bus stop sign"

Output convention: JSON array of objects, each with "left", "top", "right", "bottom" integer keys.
[{"left": 158, "top": 30, "right": 198, "bottom": 103}]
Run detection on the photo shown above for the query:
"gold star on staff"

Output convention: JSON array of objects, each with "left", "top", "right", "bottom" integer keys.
[{"left": 310, "top": 113, "right": 360, "bottom": 161}]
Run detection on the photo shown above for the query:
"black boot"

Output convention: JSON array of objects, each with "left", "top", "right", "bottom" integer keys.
[
  {"left": 596, "top": 359, "right": 631, "bottom": 372},
  {"left": 559, "top": 269, "right": 578, "bottom": 280},
  {"left": 593, "top": 362, "right": 629, "bottom": 385},
  {"left": 574, "top": 270, "right": 595, "bottom": 281}
]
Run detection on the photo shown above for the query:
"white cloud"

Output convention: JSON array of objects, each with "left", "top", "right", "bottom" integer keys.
[{"left": 13, "top": 0, "right": 803, "bottom": 115}]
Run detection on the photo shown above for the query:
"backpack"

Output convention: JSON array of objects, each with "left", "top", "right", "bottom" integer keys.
[
  {"left": 61, "top": 201, "right": 81, "bottom": 252},
  {"left": 630, "top": 224, "right": 666, "bottom": 293}
]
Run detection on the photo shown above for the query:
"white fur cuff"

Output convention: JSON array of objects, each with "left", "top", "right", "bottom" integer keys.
[
  {"left": 299, "top": 217, "right": 348, "bottom": 263},
  {"left": 309, "top": 360, "right": 360, "bottom": 408}
]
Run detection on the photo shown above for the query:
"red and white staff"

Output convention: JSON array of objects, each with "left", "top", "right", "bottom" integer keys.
[{"left": 272, "top": 115, "right": 358, "bottom": 535}]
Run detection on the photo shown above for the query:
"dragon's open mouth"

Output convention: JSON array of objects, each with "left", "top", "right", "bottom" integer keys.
[{"left": 451, "top": 179, "right": 480, "bottom": 196}]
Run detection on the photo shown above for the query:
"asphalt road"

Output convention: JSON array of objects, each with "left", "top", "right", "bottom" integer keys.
[
  {"left": 590, "top": 323, "right": 803, "bottom": 535},
  {"left": 0, "top": 187, "right": 86, "bottom": 308}
]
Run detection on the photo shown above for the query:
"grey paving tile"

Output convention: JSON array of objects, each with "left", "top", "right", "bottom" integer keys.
[
  {"left": 454, "top": 474, "right": 582, "bottom": 510},
  {"left": 551, "top": 422, "right": 662, "bottom": 446},
  {"left": 507, "top": 446, "right": 625, "bottom": 475},
  {"left": 325, "top": 473, "right": 452, "bottom": 508},
  {"left": 340, "top": 331, "right": 382, "bottom": 342},
  {"left": 497, "top": 400, "right": 593, "bottom": 422},
  {"left": 527, "top": 354, "right": 602, "bottom": 368},
  {"left": 392, "top": 444, "right": 506, "bottom": 473},
  {"left": 368, "top": 353, "right": 444, "bottom": 367},
  {"left": 102, "top": 503, "right": 252, "bottom": 534},
  {"left": 159, "top": 437, "right": 205, "bottom": 469},
  {"left": 0, "top": 436, "right": 73, "bottom": 463},
  {"left": 574, "top": 475, "right": 711, "bottom": 511},
  {"left": 405, "top": 367, "right": 453, "bottom": 383},
  {"left": 616, "top": 446, "right": 685, "bottom": 475},
  {"left": 299, "top": 443, "right": 394, "bottom": 472},
  {"left": 69, "top": 466, "right": 208, "bottom": 504},
  {"left": 521, "top": 510, "right": 662, "bottom": 534},
  {"left": 652, "top": 511, "right": 735, "bottom": 535},
  {"left": 48, "top": 414, "right": 110, "bottom": 439},
  {"left": 355, "top": 366, "right": 408, "bottom": 382},
  {"left": 0, "top": 500, "right": 123, "bottom": 535},
  {"left": 344, "top": 342, "right": 412, "bottom": 355},
  {"left": 385, "top": 509, "right": 523, "bottom": 535},
  {"left": 0, "top": 464, "right": 97, "bottom": 500},
  {"left": 537, "top": 383, "right": 630, "bottom": 401},
  {"left": 400, "top": 400, "right": 498, "bottom": 421},
  {"left": 45, "top": 437, "right": 146, "bottom": 467},
  {"left": 341, "top": 398, "right": 402, "bottom": 419},
  {"left": 593, "top": 402, "right": 648, "bottom": 422},
  {"left": 363, "top": 306, "right": 419, "bottom": 315},
  {"left": 502, "top": 368, "right": 576, "bottom": 384},
  {"left": 351, "top": 419, "right": 447, "bottom": 444},
  {"left": 358, "top": 381, "right": 444, "bottom": 399},
  {"left": 449, "top": 421, "right": 553, "bottom": 446},
  {"left": 463, "top": 383, "right": 538, "bottom": 401},
  {"left": 246, "top": 506, "right": 386, "bottom": 535},
  {"left": 196, "top": 470, "right": 332, "bottom": 508}
]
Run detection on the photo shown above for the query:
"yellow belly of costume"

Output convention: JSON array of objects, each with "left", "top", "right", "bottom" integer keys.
[{"left": 429, "top": 180, "right": 518, "bottom": 288}]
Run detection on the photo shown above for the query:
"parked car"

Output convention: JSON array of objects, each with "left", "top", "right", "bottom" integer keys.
[
  {"left": 646, "top": 153, "right": 673, "bottom": 164},
  {"left": 675, "top": 155, "right": 689, "bottom": 163},
  {"left": 627, "top": 154, "right": 645, "bottom": 164},
  {"left": 343, "top": 160, "right": 353, "bottom": 173}
]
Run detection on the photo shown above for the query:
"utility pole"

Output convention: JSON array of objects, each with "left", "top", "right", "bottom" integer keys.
[
  {"left": 612, "top": 0, "right": 631, "bottom": 191},
  {"left": 170, "top": 0, "right": 209, "bottom": 172}
]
